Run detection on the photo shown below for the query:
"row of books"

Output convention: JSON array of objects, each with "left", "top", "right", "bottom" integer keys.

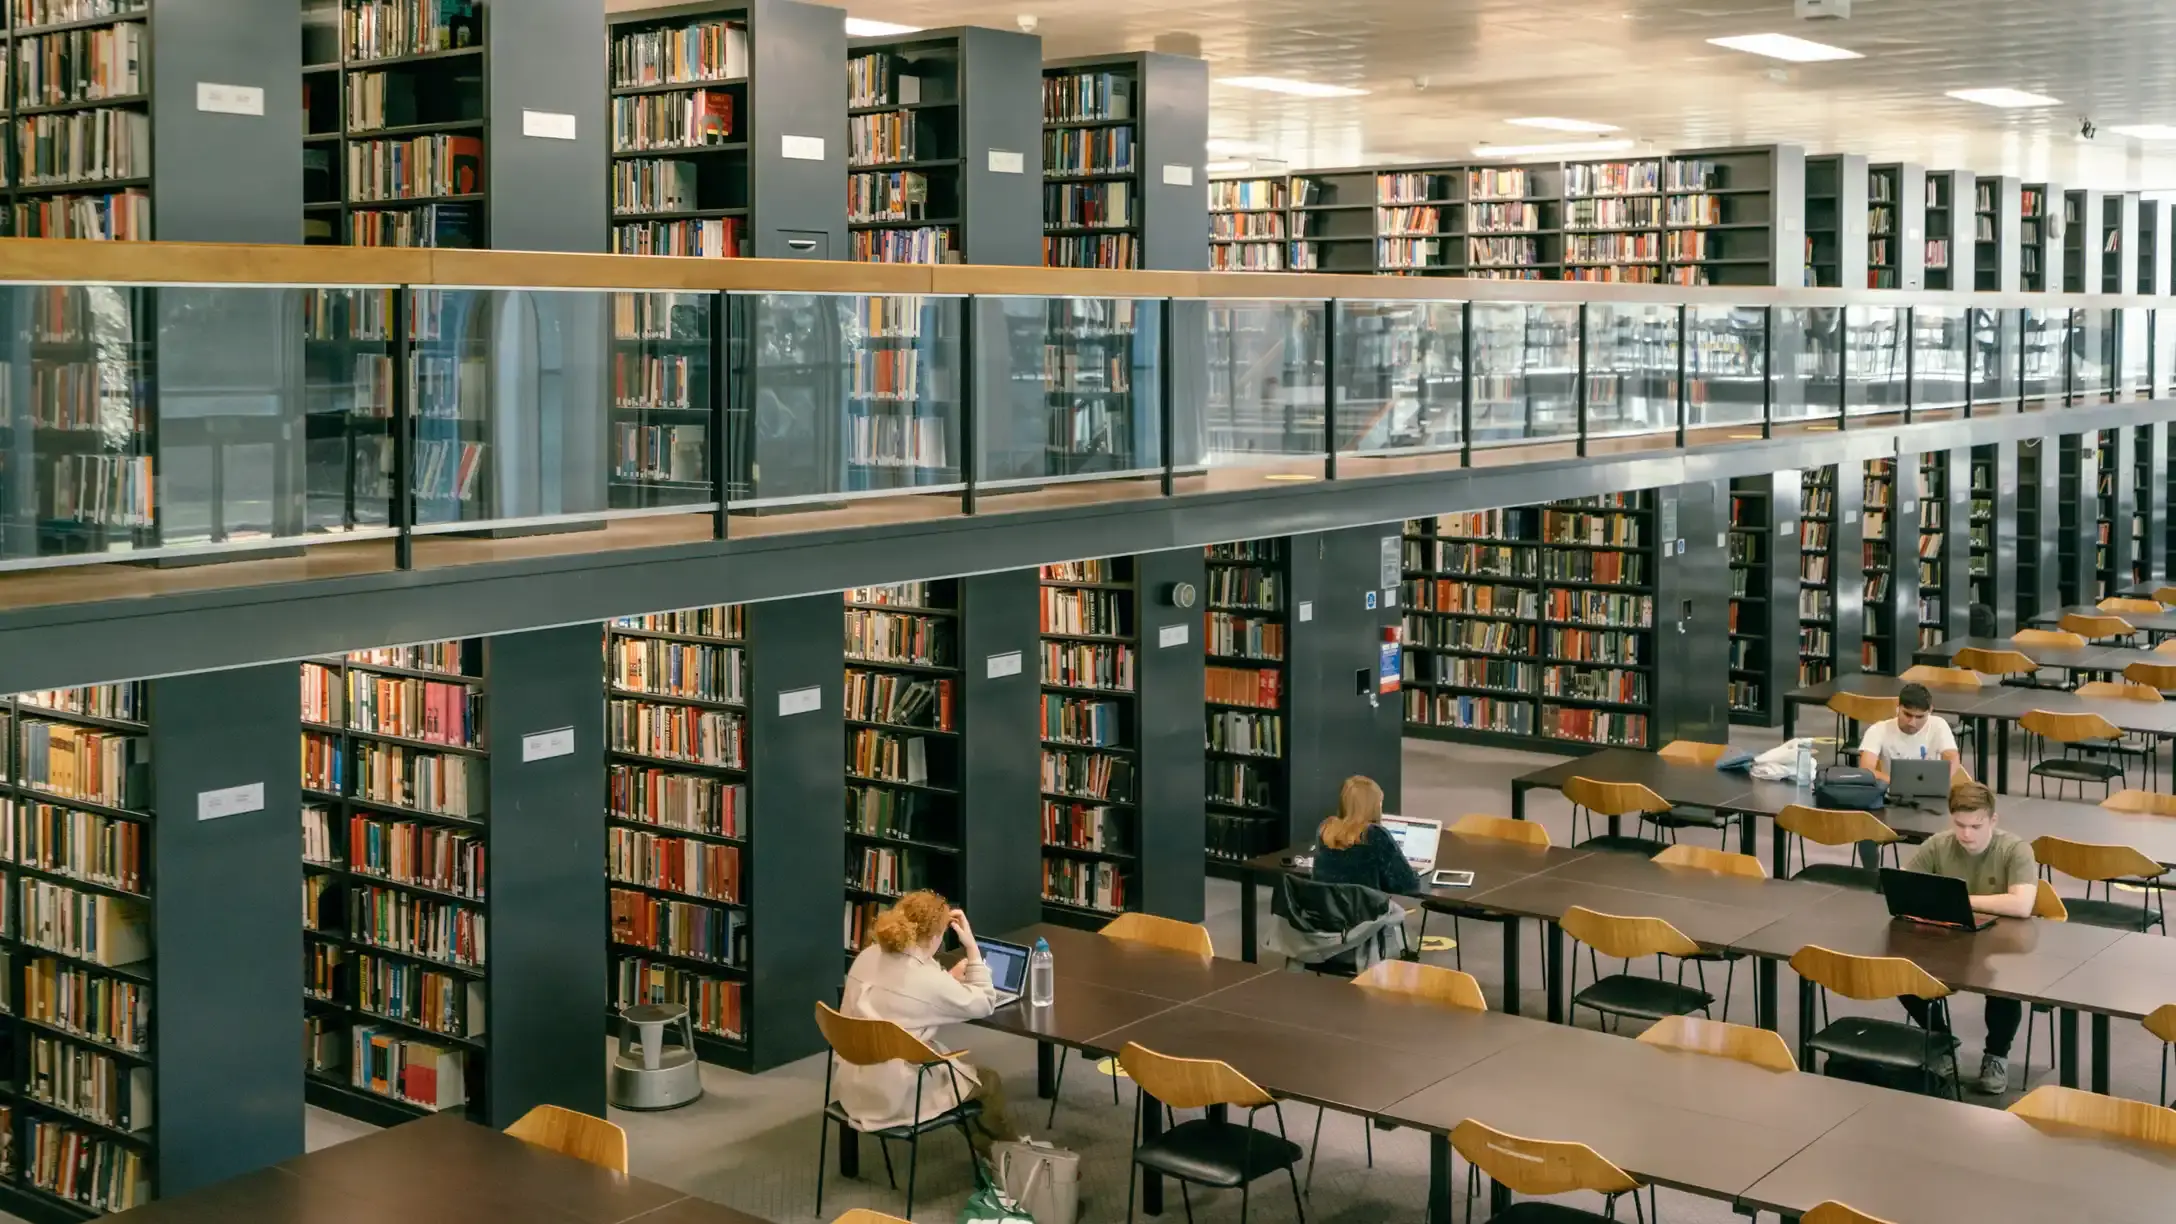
[
  {"left": 1407, "top": 690, "right": 1535, "bottom": 734},
  {"left": 16, "top": 683, "right": 139, "bottom": 724},
  {"left": 611, "top": 158, "right": 704, "bottom": 216},
  {"left": 1541, "top": 666, "right": 1649, "bottom": 704},
  {"left": 412, "top": 438, "right": 486, "bottom": 503},
  {"left": 15, "top": 20, "right": 142, "bottom": 108},
  {"left": 610, "top": 763, "right": 744, "bottom": 839},
  {"left": 608, "top": 827, "right": 740, "bottom": 904},
  {"left": 1042, "top": 858, "right": 1125, "bottom": 912},
  {"left": 347, "top": 134, "right": 481, "bottom": 201},
  {"left": 844, "top": 669, "right": 955, "bottom": 730},
  {"left": 1042, "top": 748, "right": 1130, "bottom": 802},
  {"left": 849, "top": 169, "right": 930, "bottom": 222},
  {"left": 1041, "top": 641, "right": 1134, "bottom": 692},
  {"left": 23, "top": 361, "right": 140, "bottom": 433},
  {"left": 350, "top": 1025, "right": 468, "bottom": 1111},
  {"left": 1546, "top": 627, "right": 1645, "bottom": 665},
  {"left": 609, "top": 698, "right": 746, "bottom": 769},
  {"left": 354, "top": 951, "right": 484, "bottom": 1039},
  {"left": 1403, "top": 581, "right": 1538, "bottom": 618},
  {"left": 1212, "top": 211, "right": 1282, "bottom": 239},
  {"left": 1210, "top": 179, "right": 1283, "bottom": 212},
  {"left": 846, "top": 52, "right": 919, "bottom": 109},
  {"left": 19, "top": 719, "right": 144, "bottom": 810},
  {"left": 852, "top": 225, "right": 952, "bottom": 264},
  {"left": 13, "top": 188, "right": 146, "bottom": 239},
  {"left": 1044, "top": 71, "right": 1131, "bottom": 123},
  {"left": 1406, "top": 617, "right": 1530, "bottom": 654},
  {"left": 1566, "top": 160, "right": 1659, "bottom": 198},
  {"left": 1206, "top": 759, "right": 1273, "bottom": 810},
  {"left": 1542, "top": 551, "right": 1646, "bottom": 584},
  {"left": 610, "top": 18, "right": 748, "bottom": 88},
  {"left": 849, "top": 729, "right": 931, "bottom": 787},
  {"left": 610, "top": 638, "right": 744, "bottom": 705},
  {"left": 1543, "top": 705, "right": 1647, "bottom": 746},
  {"left": 25, "top": 952, "right": 145, "bottom": 1052},
  {"left": 310, "top": 666, "right": 483, "bottom": 748},
  {"left": 1205, "top": 664, "right": 1280, "bottom": 710},
  {"left": 349, "top": 812, "right": 484, "bottom": 900},
  {"left": 1420, "top": 654, "right": 1535, "bottom": 691},
  {"left": 1039, "top": 586, "right": 1128, "bottom": 637},
  {"left": 613, "top": 423, "right": 707, "bottom": 485},
  {"left": 1565, "top": 197, "right": 1659, "bottom": 230},
  {"left": 344, "top": 0, "right": 478, "bottom": 61},
  {"left": 1041, "top": 799, "right": 1124, "bottom": 853},
  {"left": 610, "top": 886, "right": 744, "bottom": 966},
  {"left": 1046, "top": 233, "right": 1137, "bottom": 268},
  {"left": 350, "top": 884, "right": 484, "bottom": 969},
  {"left": 1041, "top": 695, "right": 1121, "bottom": 747},
  {"left": 1204, "top": 612, "right": 1282, "bottom": 661},
  {"left": 845, "top": 608, "right": 954, "bottom": 667},
  {"left": 28, "top": 1117, "right": 144, "bottom": 1212},
  {"left": 348, "top": 201, "right": 478, "bottom": 249},
  {"left": 615, "top": 606, "right": 742, "bottom": 640},
  {"left": 1207, "top": 566, "right": 1279, "bottom": 610},
  {"left": 1206, "top": 709, "right": 1281, "bottom": 757},
  {"left": 846, "top": 783, "right": 932, "bottom": 843},
  {"left": 1045, "top": 181, "right": 1131, "bottom": 229},
  {"left": 17, "top": 105, "right": 146, "bottom": 186},
  {"left": 616, "top": 955, "right": 743, "bottom": 1040},
  {"left": 613, "top": 216, "right": 741, "bottom": 258},
  {"left": 849, "top": 843, "right": 936, "bottom": 897},
  {"left": 846, "top": 110, "right": 917, "bottom": 167},
  {"left": 7, "top": 798, "right": 143, "bottom": 894},
  {"left": 28, "top": 1033, "right": 150, "bottom": 1131},
  {"left": 610, "top": 89, "right": 734, "bottom": 152},
  {"left": 349, "top": 743, "right": 483, "bottom": 817},
  {"left": 1046, "top": 126, "right": 1131, "bottom": 175}
]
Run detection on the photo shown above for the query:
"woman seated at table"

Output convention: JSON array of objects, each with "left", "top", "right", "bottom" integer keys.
[
  {"left": 1270, "top": 776, "right": 1415, "bottom": 969},
  {"left": 1311, "top": 775, "right": 1423, "bottom": 894},
  {"left": 837, "top": 890, "right": 1022, "bottom": 1160}
]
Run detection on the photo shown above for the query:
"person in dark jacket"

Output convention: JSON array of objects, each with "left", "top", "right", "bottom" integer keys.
[{"left": 1311, "top": 775, "right": 1421, "bottom": 894}]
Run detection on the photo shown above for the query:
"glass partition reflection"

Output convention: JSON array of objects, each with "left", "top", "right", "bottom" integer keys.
[
  {"left": 1772, "top": 306, "right": 1841, "bottom": 421},
  {"left": 2020, "top": 308, "right": 2065, "bottom": 407},
  {"left": 1684, "top": 306, "right": 1764, "bottom": 429},
  {"left": 303, "top": 289, "right": 400, "bottom": 538},
  {"left": 972, "top": 297, "right": 1162, "bottom": 485},
  {"left": 2071, "top": 308, "right": 2111, "bottom": 403},
  {"left": 1845, "top": 305, "right": 1906, "bottom": 414},
  {"left": 1333, "top": 300, "right": 1462, "bottom": 453},
  {"left": 1583, "top": 302, "right": 1677, "bottom": 436},
  {"left": 609, "top": 292, "right": 716, "bottom": 509},
  {"left": 1202, "top": 300, "right": 1326, "bottom": 464},
  {"left": 2118, "top": 308, "right": 2149, "bottom": 400},
  {"left": 2160, "top": 310, "right": 2176, "bottom": 401},
  {"left": 1970, "top": 308, "right": 2019, "bottom": 410},
  {"left": 1469, "top": 302, "right": 1578, "bottom": 444},
  {"left": 1911, "top": 306, "right": 1969, "bottom": 413}
]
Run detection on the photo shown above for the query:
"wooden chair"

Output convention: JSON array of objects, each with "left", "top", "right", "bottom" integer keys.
[
  {"left": 1117, "top": 1042, "right": 1304, "bottom": 1224},
  {"left": 1648, "top": 740, "right": 1743, "bottom": 847},
  {"left": 1775, "top": 804, "right": 1903, "bottom": 891},
  {"left": 1450, "top": 1119, "right": 1645, "bottom": 1224},
  {"left": 1801, "top": 1204, "right": 1900, "bottom": 1224},
  {"left": 2124, "top": 660, "right": 2176, "bottom": 695},
  {"left": 2101, "top": 597, "right": 2166, "bottom": 616},
  {"left": 2156, "top": 585, "right": 2176, "bottom": 608},
  {"left": 2107, "top": 788, "right": 2176, "bottom": 817},
  {"left": 1651, "top": 845, "right": 1763, "bottom": 1020},
  {"left": 1559, "top": 905, "right": 1712, "bottom": 1031},
  {"left": 1045, "top": 913, "right": 1215, "bottom": 1126},
  {"left": 2158, "top": 637, "right": 2176, "bottom": 657},
  {"left": 1561, "top": 776, "right": 1672, "bottom": 857},
  {"left": 2016, "top": 627, "right": 2089, "bottom": 650},
  {"left": 2031, "top": 835, "right": 2167, "bottom": 932},
  {"left": 833, "top": 1214, "right": 913, "bottom": 1224},
  {"left": 2060, "top": 612, "right": 2138, "bottom": 645},
  {"left": 2015, "top": 881, "right": 2070, "bottom": 1092},
  {"left": 2018, "top": 708, "right": 2131, "bottom": 799},
  {"left": 1827, "top": 693, "right": 1900, "bottom": 764},
  {"left": 504, "top": 1105, "right": 628, "bottom": 1175},
  {"left": 812, "top": 1002, "right": 981, "bottom": 1219},
  {"left": 2007, "top": 1085, "right": 2176, "bottom": 1149},
  {"left": 1353, "top": 960, "right": 1486, "bottom": 1012},
  {"left": 2144, "top": 1004, "right": 2176, "bottom": 1108},
  {"left": 1953, "top": 646, "right": 2041, "bottom": 683},
  {"left": 1636, "top": 1014, "right": 1796, "bottom": 1072},
  {"left": 2033, "top": 877, "right": 2069, "bottom": 920},
  {"left": 1899, "top": 664, "right": 1986, "bottom": 689},
  {"left": 1789, "top": 945, "right": 1960, "bottom": 1099},
  {"left": 2077, "top": 680, "right": 2164, "bottom": 702},
  {"left": 1429, "top": 814, "right": 1550, "bottom": 978},
  {"left": 2072, "top": 683, "right": 2164, "bottom": 786}
]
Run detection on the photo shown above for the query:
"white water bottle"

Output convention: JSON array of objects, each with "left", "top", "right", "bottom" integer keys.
[
  {"left": 1794, "top": 739, "right": 1815, "bottom": 787},
  {"left": 1028, "top": 937, "right": 1055, "bottom": 1008}
]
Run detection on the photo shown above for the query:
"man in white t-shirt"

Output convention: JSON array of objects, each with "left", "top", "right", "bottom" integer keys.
[{"left": 1856, "top": 682, "right": 1969, "bottom": 781}]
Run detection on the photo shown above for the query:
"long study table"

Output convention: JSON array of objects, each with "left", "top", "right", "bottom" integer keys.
[
  {"left": 1916, "top": 635, "right": 2171, "bottom": 673},
  {"left": 2029, "top": 604, "right": 2176, "bottom": 637},
  {"left": 982, "top": 923, "right": 2176, "bottom": 1224}
]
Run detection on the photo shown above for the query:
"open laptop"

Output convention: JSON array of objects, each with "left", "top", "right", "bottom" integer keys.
[
  {"left": 975, "top": 937, "right": 1034, "bottom": 1006},
  {"left": 1379, "top": 814, "right": 1444, "bottom": 874},
  {"left": 1879, "top": 867, "right": 1996, "bottom": 932},
  {"left": 1888, "top": 759, "right": 1951, "bottom": 809}
]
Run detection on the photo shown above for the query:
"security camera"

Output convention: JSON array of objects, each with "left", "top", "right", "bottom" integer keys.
[
  {"left": 2082, "top": 117, "right": 2098, "bottom": 139},
  {"left": 1016, "top": 13, "right": 1038, "bottom": 32}
]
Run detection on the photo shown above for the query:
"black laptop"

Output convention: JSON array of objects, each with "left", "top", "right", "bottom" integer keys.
[{"left": 1879, "top": 867, "right": 1996, "bottom": 932}]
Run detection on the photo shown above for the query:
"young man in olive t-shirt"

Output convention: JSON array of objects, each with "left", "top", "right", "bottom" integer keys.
[{"left": 1899, "top": 781, "right": 2037, "bottom": 1095}]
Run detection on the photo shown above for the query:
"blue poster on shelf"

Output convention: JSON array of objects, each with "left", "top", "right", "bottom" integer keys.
[{"left": 1379, "top": 640, "right": 1400, "bottom": 694}]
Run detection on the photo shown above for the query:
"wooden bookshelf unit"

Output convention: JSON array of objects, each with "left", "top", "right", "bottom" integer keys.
[{"left": 1035, "top": 560, "right": 1138, "bottom": 921}]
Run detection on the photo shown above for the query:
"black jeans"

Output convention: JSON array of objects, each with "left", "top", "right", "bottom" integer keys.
[{"left": 1902, "top": 995, "right": 2024, "bottom": 1058}]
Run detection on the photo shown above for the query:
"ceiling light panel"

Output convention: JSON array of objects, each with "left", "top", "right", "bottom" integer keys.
[
  {"left": 1945, "top": 87, "right": 2063, "bottom": 108},
  {"left": 1504, "top": 117, "right": 1621, "bottom": 133},
  {"left": 1706, "top": 33, "right": 1863, "bottom": 63},
  {"left": 1473, "top": 138, "right": 1637, "bottom": 158},
  {"left": 844, "top": 17, "right": 921, "bottom": 36},
  {"left": 1217, "top": 76, "right": 1369, "bottom": 98}
]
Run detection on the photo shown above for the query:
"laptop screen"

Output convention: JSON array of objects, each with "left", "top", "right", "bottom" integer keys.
[
  {"left": 979, "top": 939, "right": 1031, "bottom": 995},
  {"left": 1378, "top": 816, "right": 1440, "bottom": 865}
]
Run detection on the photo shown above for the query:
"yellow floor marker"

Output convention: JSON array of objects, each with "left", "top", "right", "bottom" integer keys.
[
  {"left": 1420, "top": 935, "right": 1457, "bottom": 953},
  {"left": 1094, "top": 1057, "right": 1130, "bottom": 1079}
]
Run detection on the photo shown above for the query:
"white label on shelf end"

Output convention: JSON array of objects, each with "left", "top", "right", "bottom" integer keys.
[
  {"left": 782, "top": 134, "right": 825, "bottom": 161},
  {"left": 987, "top": 651, "right": 1023, "bottom": 679},
  {"left": 1298, "top": 601, "right": 1315, "bottom": 623},
  {"left": 779, "top": 686, "right": 822, "bottom": 716},
  {"left": 196, "top": 82, "right": 264, "bottom": 116},
  {"left": 522, "top": 109, "right": 578, "bottom": 140},
  {"left": 1780, "top": 520, "right": 1795, "bottom": 536},
  {"left": 1158, "top": 624, "right": 1190, "bottom": 648},
  {"left": 1162, "top": 163, "right": 1194, "bottom": 186},
  {"left": 521, "top": 727, "right": 576, "bottom": 762},
  {"left": 987, "top": 149, "right": 1025, "bottom": 174},
  {"left": 197, "top": 782, "right": 265, "bottom": 821}
]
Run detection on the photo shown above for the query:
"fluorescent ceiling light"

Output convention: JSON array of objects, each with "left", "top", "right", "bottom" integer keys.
[
  {"left": 2110, "top": 124, "right": 2176, "bottom": 140},
  {"left": 1707, "top": 32, "right": 1862, "bottom": 63},
  {"left": 1504, "top": 117, "right": 1621, "bottom": 133},
  {"left": 844, "top": 17, "right": 922, "bottom": 35},
  {"left": 1206, "top": 138, "right": 1266, "bottom": 155},
  {"left": 1205, "top": 159, "right": 1253, "bottom": 173},
  {"left": 1216, "top": 76, "right": 1368, "bottom": 98},
  {"left": 1473, "top": 138, "right": 1636, "bottom": 158},
  {"left": 1946, "top": 87, "right": 2061, "bottom": 108}
]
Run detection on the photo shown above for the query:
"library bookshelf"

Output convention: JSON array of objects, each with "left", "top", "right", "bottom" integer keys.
[
  {"left": 1203, "top": 540, "right": 1289, "bottom": 870},
  {"left": 1969, "top": 447, "right": 1996, "bottom": 615},
  {"left": 605, "top": 5, "right": 751, "bottom": 258},
  {"left": 1036, "top": 560, "right": 1138, "bottom": 923},
  {"left": 841, "top": 581, "right": 964, "bottom": 960},
  {"left": 2020, "top": 182, "right": 2053, "bottom": 293},
  {"left": 603, "top": 607, "right": 750, "bottom": 1067},
  {"left": 1728, "top": 477, "right": 1772, "bottom": 723},
  {"left": 1860, "top": 458, "right": 1898, "bottom": 674},
  {"left": 1798, "top": 466, "right": 1840, "bottom": 685},
  {"left": 2135, "top": 425, "right": 2158, "bottom": 589},
  {"left": 607, "top": 291, "right": 718, "bottom": 512},
  {"left": 1923, "top": 170, "right": 1967, "bottom": 291},
  {"left": 1917, "top": 451, "right": 1955, "bottom": 652},
  {"left": 1208, "top": 175, "right": 1286, "bottom": 271},
  {"left": 4, "top": 1, "right": 152, "bottom": 239},
  {"left": 1040, "top": 59, "right": 1138, "bottom": 269},
  {"left": 2018, "top": 440, "right": 2050, "bottom": 622},
  {"left": 2095, "top": 431, "right": 2120, "bottom": 601}
]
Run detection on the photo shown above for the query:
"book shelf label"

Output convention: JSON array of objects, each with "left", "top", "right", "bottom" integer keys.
[
  {"left": 988, "top": 150, "right": 1025, "bottom": 174},
  {"left": 523, "top": 110, "right": 578, "bottom": 141},
  {"left": 782, "top": 135, "right": 826, "bottom": 161},
  {"left": 1365, "top": 592, "right": 1377, "bottom": 610},
  {"left": 1162, "top": 164, "right": 1194, "bottom": 186},
  {"left": 986, "top": 651, "right": 1024, "bottom": 679},
  {"left": 1299, "top": 602, "right": 1315, "bottom": 623},
  {"left": 1380, "top": 536, "right": 1401, "bottom": 588},
  {"left": 779, "top": 686, "right": 823, "bottom": 716},
  {"left": 199, "top": 781, "right": 266, "bottom": 821},
  {"left": 197, "top": 82, "right": 266, "bottom": 117},
  {"left": 522, "top": 727, "right": 577, "bottom": 761},
  {"left": 1158, "top": 624, "right": 1190, "bottom": 648}
]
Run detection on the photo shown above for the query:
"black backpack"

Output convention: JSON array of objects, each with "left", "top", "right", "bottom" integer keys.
[{"left": 1814, "top": 764, "right": 1888, "bottom": 811}]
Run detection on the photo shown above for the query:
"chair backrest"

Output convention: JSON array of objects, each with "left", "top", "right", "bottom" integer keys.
[
  {"left": 1560, "top": 905, "right": 1702, "bottom": 960},
  {"left": 1776, "top": 804, "right": 1902, "bottom": 848},
  {"left": 2123, "top": 661, "right": 2176, "bottom": 692},
  {"left": 1353, "top": 960, "right": 1487, "bottom": 1012},
  {"left": 2019, "top": 708, "right": 2124, "bottom": 745},
  {"left": 1102, "top": 912, "right": 1214, "bottom": 957},
  {"left": 1450, "top": 812, "right": 1551, "bottom": 847},
  {"left": 1636, "top": 1014, "right": 1797, "bottom": 1072},
  {"left": 1826, "top": 692, "right": 1899, "bottom": 725},
  {"left": 813, "top": 1001, "right": 949, "bottom": 1067},
  {"left": 1449, "top": 1119, "right": 1640, "bottom": 1198},
  {"left": 1562, "top": 776, "right": 1668, "bottom": 819},
  {"left": 2105, "top": 788, "right": 2176, "bottom": 817},
  {"left": 504, "top": 1105, "right": 629, "bottom": 1175},
  {"left": 2032, "top": 878, "right": 2069, "bottom": 921},
  {"left": 2144, "top": 1003, "right": 2176, "bottom": 1045},
  {"left": 1898, "top": 664, "right": 1985, "bottom": 689},
  {"left": 1802, "top": 1203, "right": 1901, "bottom": 1224},
  {"left": 2015, "top": 628, "right": 2089, "bottom": 650},
  {"left": 2059, "top": 613, "right": 2135, "bottom": 641},
  {"left": 832, "top": 1212, "right": 913, "bottom": 1224},
  {"left": 1652, "top": 843, "right": 1768, "bottom": 879},
  {"left": 2077, "top": 679, "right": 2164, "bottom": 703},
  {"left": 2155, "top": 585, "right": 2176, "bottom": 608},
  {"left": 2007, "top": 1085, "right": 2176, "bottom": 1149},
  {"left": 1117, "top": 1041, "right": 1272, "bottom": 1109},
  {"left": 1790, "top": 944, "right": 1951, "bottom": 1002},
  {"left": 2100, "top": 597, "right": 2165, "bottom": 615},
  {"left": 1657, "top": 740, "right": 1729, "bottom": 766},
  {"left": 2030, "top": 835, "right": 2165, "bottom": 884},
  {"left": 1954, "top": 646, "right": 2039, "bottom": 677},
  {"left": 2158, "top": 638, "right": 2176, "bottom": 657}
]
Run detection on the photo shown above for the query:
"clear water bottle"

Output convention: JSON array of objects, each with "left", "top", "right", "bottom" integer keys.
[
  {"left": 1028, "top": 937, "right": 1055, "bottom": 1008},
  {"left": 1794, "top": 739, "right": 1816, "bottom": 787}
]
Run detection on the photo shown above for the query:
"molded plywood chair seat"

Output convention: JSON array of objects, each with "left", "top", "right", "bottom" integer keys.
[
  {"left": 1775, "top": 804, "right": 1902, "bottom": 891},
  {"left": 2076, "top": 680, "right": 2164, "bottom": 702},
  {"left": 1790, "top": 945, "right": 1961, "bottom": 1099},
  {"left": 1900, "top": 664, "right": 1986, "bottom": 689},
  {"left": 833, "top": 1213, "right": 913, "bottom": 1224},
  {"left": 2031, "top": 835, "right": 2167, "bottom": 932},
  {"left": 1648, "top": 740, "right": 1742, "bottom": 846},
  {"left": 2107, "top": 788, "right": 2176, "bottom": 817},
  {"left": 1826, "top": 693, "right": 1900, "bottom": 764},
  {"left": 1353, "top": 960, "right": 1487, "bottom": 1012},
  {"left": 1117, "top": 1043, "right": 1304, "bottom": 1224},
  {"left": 2124, "top": 661, "right": 2176, "bottom": 695},
  {"left": 2144, "top": 1004, "right": 2176, "bottom": 1108},
  {"left": 2059, "top": 612, "right": 2138, "bottom": 645},
  {"left": 2155, "top": 586, "right": 2176, "bottom": 608},
  {"left": 2007, "top": 1084, "right": 2176, "bottom": 1148},
  {"left": 2158, "top": 637, "right": 2176, "bottom": 657},
  {"left": 2010, "top": 629, "right": 2085, "bottom": 689},
  {"left": 1560, "top": 905, "right": 1713, "bottom": 1030},
  {"left": 1636, "top": 1014, "right": 1796, "bottom": 1072},
  {"left": 1044, "top": 913, "right": 1214, "bottom": 1128},
  {"left": 1449, "top": 1119, "right": 1646, "bottom": 1224},
  {"left": 1562, "top": 776, "right": 1672, "bottom": 858},
  {"left": 1649, "top": 844, "right": 1764, "bottom": 1020},
  {"left": 1801, "top": 1204, "right": 1900, "bottom": 1224},
  {"left": 1426, "top": 814, "right": 1550, "bottom": 979},
  {"left": 2019, "top": 709, "right": 2131, "bottom": 799},
  {"left": 2069, "top": 684, "right": 2164, "bottom": 788},
  {"left": 2015, "top": 882, "right": 2071, "bottom": 1090},
  {"left": 504, "top": 1105, "right": 629, "bottom": 1174},
  {"left": 1953, "top": 647, "right": 2040, "bottom": 682},
  {"left": 812, "top": 1002, "right": 982, "bottom": 1219},
  {"left": 2101, "top": 597, "right": 2166, "bottom": 616}
]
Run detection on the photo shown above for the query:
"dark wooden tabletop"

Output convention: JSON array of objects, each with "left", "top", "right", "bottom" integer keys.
[
  {"left": 1784, "top": 672, "right": 2001, "bottom": 712},
  {"left": 1965, "top": 683, "right": 2176, "bottom": 733},
  {"left": 106, "top": 1114, "right": 767, "bottom": 1224},
  {"left": 2030, "top": 604, "right": 2176, "bottom": 633},
  {"left": 1467, "top": 853, "right": 1841, "bottom": 948},
  {"left": 1740, "top": 1087, "right": 2176, "bottom": 1224},
  {"left": 2037, "top": 932, "right": 2176, "bottom": 1022},
  {"left": 1510, "top": 747, "right": 1777, "bottom": 808},
  {"left": 1914, "top": 637, "right": 2155, "bottom": 671},
  {"left": 1245, "top": 831, "right": 1594, "bottom": 909},
  {"left": 1012, "top": 922, "right": 1277, "bottom": 1002},
  {"left": 1874, "top": 791, "right": 2176, "bottom": 865}
]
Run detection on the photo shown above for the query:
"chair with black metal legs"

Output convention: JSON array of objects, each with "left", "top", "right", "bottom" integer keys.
[
  {"left": 2145, "top": 1004, "right": 2176, "bottom": 1108},
  {"left": 2071, "top": 681, "right": 2163, "bottom": 790},
  {"left": 812, "top": 1002, "right": 981, "bottom": 1221},
  {"left": 1650, "top": 740, "right": 1743, "bottom": 848},
  {"left": 2032, "top": 835, "right": 2167, "bottom": 932},
  {"left": 1636, "top": 1013, "right": 1796, "bottom": 1072},
  {"left": 1450, "top": 1119, "right": 1652, "bottom": 1223},
  {"left": 1420, "top": 815, "right": 1549, "bottom": 980},
  {"left": 2060, "top": 612, "right": 2140, "bottom": 647},
  {"left": 2007, "top": 1084, "right": 2176, "bottom": 1147},
  {"left": 2020, "top": 708, "right": 2130, "bottom": 800},
  {"left": 1118, "top": 1042, "right": 1305, "bottom": 1224},
  {"left": 1562, "top": 776, "right": 1672, "bottom": 857},
  {"left": 1775, "top": 804, "right": 1903, "bottom": 891},
  {"left": 1649, "top": 844, "right": 1766, "bottom": 1022},
  {"left": 2014, "top": 880, "right": 2069, "bottom": 1093},
  {"left": 1560, "top": 905, "right": 1713, "bottom": 1032},
  {"left": 1045, "top": 913, "right": 1214, "bottom": 1127},
  {"left": 1789, "top": 945, "right": 1962, "bottom": 1100},
  {"left": 1827, "top": 692, "right": 1900, "bottom": 764}
]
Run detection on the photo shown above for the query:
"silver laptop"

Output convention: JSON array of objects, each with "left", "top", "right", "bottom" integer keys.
[
  {"left": 976, "top": 937, "right": 1033, "bottom": 1006},
  {"left": 1888, "top": 759, "right": 1950, "bottom": 808},
  {"left": 1379, "top": 815, "right": 1444, "bottom": 874}
]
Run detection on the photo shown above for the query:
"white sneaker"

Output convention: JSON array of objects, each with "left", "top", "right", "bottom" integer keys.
[{"left": 1975, "top": 1054, "right": 2010, "bottom": 1095}]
